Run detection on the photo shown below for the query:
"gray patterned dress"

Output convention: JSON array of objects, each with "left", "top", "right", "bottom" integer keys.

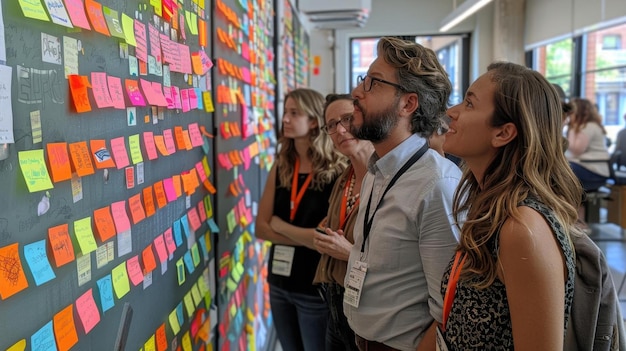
[{"left": 440, "top": 197, "right": 576, "bottom": 350}]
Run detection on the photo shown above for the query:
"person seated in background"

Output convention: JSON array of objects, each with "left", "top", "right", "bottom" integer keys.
[
  {"left": 613, "top": 113, "right": 626, "bottom": 169},
  {"left": 565, "top": 97, "right": 610, "bottom": 192}
]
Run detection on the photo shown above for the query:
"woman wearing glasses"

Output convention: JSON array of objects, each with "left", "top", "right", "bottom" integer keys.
[
  {"left": 256, "top": 88, "right": 346, "bottom": 351},
  {"left": 271, "top": 93, "right": 374, "bottom": 351}
]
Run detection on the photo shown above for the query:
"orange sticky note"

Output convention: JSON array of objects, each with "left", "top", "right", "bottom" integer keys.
[
  {"left": 46, "top": 142, "right": 72, "bottom": 183},
  {"left": 128, "top": 193, "right": 146, "bottom": 224},
  {"left": 154, "top": 135, "right": 169, "bottom": 156},
  {"left": 172, "top": 175, "right": 182, "bottom": 197},
  {"left": 48, "top": 224, "right": 75, "bottom": 267},
  {"left": 142, "top": 245, "right": 157, "bottom": 274},
  {"left": 182, "top": 130, "right": 193, "bottom": 150},
  {"left": 93, "top": 206, "right": 117, "bottom": 242},
  {"left": 68, "top": 75, "right": 92, "bottom": 113},
  {"left": 69, "top": 141, "right": 95, "bottom": 177},
  {"left": 90, "top": 140, "right": 116, "bottom": 169},
  {"left": 85, "top": 0, "right": 110, "bottom": 36},
  {"left": 203, "top": 179, "right": 216, "bottom": 194},
  {"left": 198, "top": 19, "right": 207, "bottom": 47},
  {"left": 143, "top": 186, "right": 156, "bottom": 217},
  {"left": 156, "top": 323, "right": 168, "bottom": 351},
  {"left": 174, "top": 126, "right": 186, "bottom": 150},
  {"left": 153, "top": 181, "right": 168, "bottom": 209},
  {"left": 0, "top": 243, "right": 29, "bottom": 299},
  {"left": 54, "top": 304, "right": 79, "bottom": 351}
]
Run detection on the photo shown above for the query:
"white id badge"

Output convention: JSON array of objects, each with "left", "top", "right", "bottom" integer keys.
[
  {"left": 435, "top": 326, "right": 450, "bottom": 351},
  {"left": 271, "top": 245, "right": 295, "bottom": 277},
  {"left": 344, "top": 260, "right": 367, "bottom": 308}
]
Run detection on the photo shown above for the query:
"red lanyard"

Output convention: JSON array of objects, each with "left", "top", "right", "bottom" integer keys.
[
  {"left": 290, "top": 157, "right": 313, "bottom": 222},
  {"left": 339, "top": 167, "right": 359, "bottom": 230},
  {"left": 442, "top": 251, "right": 467, "bottom": 331}
]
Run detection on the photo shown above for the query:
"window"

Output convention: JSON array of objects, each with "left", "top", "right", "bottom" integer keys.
[{"left": 603, "top": 35, "right": 621, "bottom": 50}]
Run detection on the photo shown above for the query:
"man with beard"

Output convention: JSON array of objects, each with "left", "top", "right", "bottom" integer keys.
[{"left": 343, "top": 37, "right": 462, "bottom": 351}]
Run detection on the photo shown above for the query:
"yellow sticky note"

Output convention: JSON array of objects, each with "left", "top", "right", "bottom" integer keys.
[
  {"left": 18, "top": 0, "right": 50, "bottom": 21},
  {"left": 168, "top": 308, "right": 181, "bottom": 335},
  {"left": 203, "top": 91, "right": 214, "bottom": 112},
  {"left": 18, "top": 149, "right": 54, "bottom": 192},
  {"left": 143, "top": 334, "right": 156, "bottom": 351},
  {"left": 183, "top": 291, "right": 195, "bottom": 318},
  {"left": 121, "top": 13, "right": 136, "bottom": 46},
  {"left": 128, "top": 134, "right": 144, "bottom": 164},
  {"left": 111, "top": 262, "right": 131, "bottom": 299},
  {"left": 73, "top": 217, "right": 98, "bottom": 255},
  {"left": 191, "top": 283, "right": 202, "bottom": 307},
  {"left": 6, "top": 339, "right": 26, "bottom": 351},
  {"left": 176, "top": 258, "right": 186, "bottom": 285},
  {"left": 181, "top": 331, "right": 192, "bottom": 351}
]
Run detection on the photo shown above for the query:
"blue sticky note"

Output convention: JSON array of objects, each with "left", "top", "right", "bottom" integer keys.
[
  {"left": 173, "top": 219, "right": 183, "bottom": 247},
  {"left": 24, "top": 240, "right": 56, "bottom": 286},
  {"left": 183, "top": 251, "right": 195, "bottom": 274},
  {"left": 195, "top": 88, "right": 204, "bottom": 110},
  {"left": 198, "top": 234, "right": 209, "bottom": 260},
  {"left": 97, "top": 275, "right": 115, "bottom": 313},
  {"left": 202, "top": 136, "right": 210, "bottom": 155},
  {"left": 176, "top": 302, "right": 185, "bottom": 326},
  {"left": 181, "top": 214, "right": 192, "bottom": 239},
  {"left": 207, "top": 218, "right": 220, "bottom": 233},
  {"left": 243, "top": 85, "right": 251, "bottom": 106},
  {"left": 31, "top": 320, "right": 56, "bottom": 351}
]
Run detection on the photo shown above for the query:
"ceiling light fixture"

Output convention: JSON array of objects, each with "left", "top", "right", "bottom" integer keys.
[{"left": 439, "top": 0, "right": 494, "bottom": 32}]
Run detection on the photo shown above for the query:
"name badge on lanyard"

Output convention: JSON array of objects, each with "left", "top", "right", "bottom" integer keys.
[
  {"left": 344, "top": 260, "right": 367, "bottom": 308},
  {"left": 272, "top": 245, "right": 295, "bottom": 277}
]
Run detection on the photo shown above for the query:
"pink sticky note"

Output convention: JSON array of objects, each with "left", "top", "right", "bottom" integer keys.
[
  {"left": 149, "top": 24, "right": 161, "bottom": 62},
  {"left": 197, "top": 201, "right": 207, "bottom": 222},
  {"left": 171, "top": 86, "right": 182, "bottom": 109},
  {"left": 126, "top": 256, "right": 144, "bottom": 286},
  {"left": 188, "top": 123, "right": 203, "bottom": 147},
  {"left": 163, "top": 228, "right": 176, "bottom": 256},
  {"left": 76, "top": 289, "right": 100, "bottom": 334},
  {"left": 110, "top": 200, "right": 131, "bottom": 233},
  {"left": 110, "top": 137, "right": 130, "bottom": 169},
  {"left": 241, "top": 67, "right": 251, "bottom": 84},
  {"left": 107, "top": 76, "right": 126, "bottom": 109},
  {"left": 188, "top": 88, "right": 198, "bottom": 110},
  {"left": 143, "top": 132, "right": 158, "bottom": 160},
  {"left": 195, "top": 161, "right": 207, "bottom": 182},
  {"left": 178, "top": 43, "right": 192, "bottom": 74},
  {"left": 163, "top": 177, "right": 177, "bottom": 202},
  {"left": 180, "top": 89, "right": 190, "bottom": 113},
  {"left": 163, "top": 129, "right": 177, "bottom": 155},
  {"left": 153, "top": 234, "right": 168, "bottom": 263},
  {"left": 133, "top": 20, "right": 148, "bottom": 62},
  {"left": 91, "top": 72, "right": 113, "bottom": 108},
  {"left": 187, "top": 207, "right": 201, "bottom": 232},
  {"left": 242, "top": 146, "right": 251, "bottom": 171},
  {"left": 65, "top": 0, "right": 92, "bottom": 30},
  {"left": 151, "top": 82, "right": 168, "bottom": 106},
  {"left": 125, "top": 79, "right": 146, "bottom": 106},
  {"left": 139, "top": 79, "right": 158, "bottom": 106}
]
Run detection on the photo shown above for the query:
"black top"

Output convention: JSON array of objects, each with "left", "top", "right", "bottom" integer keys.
[{"left": 267, "top": 172, "right": 335, "bottom": 295}]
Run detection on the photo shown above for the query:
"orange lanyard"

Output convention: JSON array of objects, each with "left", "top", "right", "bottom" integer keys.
[
  {"left": 442, "top": 251, "right": 467, "bottom": 331},
  {"left": 290, "top": 157, "right": 313, "bottom": 222},
  {"left": 339, "top": 167, "right": 359, "bottom": 230}
]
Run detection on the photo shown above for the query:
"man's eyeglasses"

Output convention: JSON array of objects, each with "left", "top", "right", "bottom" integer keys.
[
  {"left": 322, "top": 114, "right": 353, "bottom": 135},
  {"left": 357, "top": 75, "right": 407, "bottom": 92}
]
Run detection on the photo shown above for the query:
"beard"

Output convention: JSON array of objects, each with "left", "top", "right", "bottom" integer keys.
[{"left": 351, "top": 98, "right": 400, "bottom": 143}]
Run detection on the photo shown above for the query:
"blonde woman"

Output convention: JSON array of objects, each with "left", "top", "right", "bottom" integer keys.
[{"left": 256, "top": 88, "right": 346, "bottom": 351}]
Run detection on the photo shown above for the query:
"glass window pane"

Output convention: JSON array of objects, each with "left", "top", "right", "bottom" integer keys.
[
  {"left": 582, "top": 70, "right": 626, "bottom": 146},
  {"left": 588, "top": 22, "right": 626, "bottom": 71},
  {"left": 534, "top": 38, "right": 573, "bottom": 97}
]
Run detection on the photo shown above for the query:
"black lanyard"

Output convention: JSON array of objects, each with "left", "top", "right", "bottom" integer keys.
[{"left": 361, "top": 142, "right": 429, "bottom": 253}]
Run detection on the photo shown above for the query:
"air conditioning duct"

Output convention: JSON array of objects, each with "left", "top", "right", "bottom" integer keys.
[{"left": 298, "top": 0, "right": 371, "bottom": 29}]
